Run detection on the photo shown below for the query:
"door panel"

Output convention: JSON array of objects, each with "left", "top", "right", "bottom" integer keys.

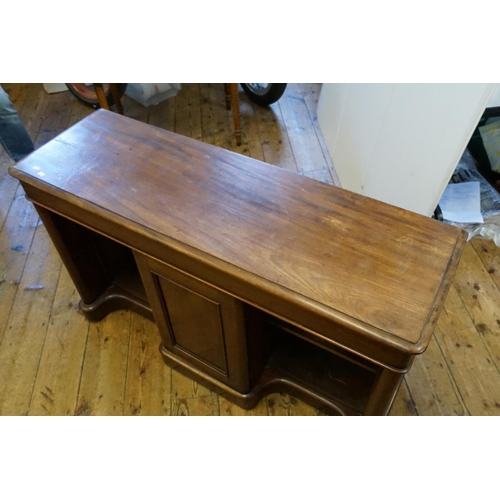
[
  {"left": 156, "top": 275, "right": 228, "bottom": 374},
  {"left": 134, "top": 252, "right": 251, "bottom": 393}
]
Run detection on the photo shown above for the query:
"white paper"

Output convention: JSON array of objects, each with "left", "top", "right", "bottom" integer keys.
[{"left": 440, "top": 181, "right": 484, "bottom": 223}]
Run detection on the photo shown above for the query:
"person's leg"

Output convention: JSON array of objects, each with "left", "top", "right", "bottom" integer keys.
[{"left": 0, "top": 86, "right": 35, "bottom": 162}]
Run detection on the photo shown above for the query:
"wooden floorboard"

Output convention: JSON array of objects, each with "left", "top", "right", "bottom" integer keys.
[
  {"left": 123, "top": 316, "right": 171, "bottom": 416},
  {"left": 404, "top": 335, "right": 467, "bottom": 416},
  {"left": 0, "top": 225, "right": 62, "bottom": 415},
  {"left": 435, "top": 285, "right": 500, "bottom": 415},
  {"left": 76, "top": 310, "right": 132, "bottom": 416},
  {"left": 389, "top": 379, "right": 418, "bottom": 416},
  {"left": 2, "top": 83, "right": 500, "bottom": 416},
  {"left": 28, "top": 267, "right": 90, "bottom": 416}
]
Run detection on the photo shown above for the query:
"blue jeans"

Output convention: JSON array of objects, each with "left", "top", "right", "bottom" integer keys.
[{"left": 0, "top": 86, "right": 35, "bottom": 162}]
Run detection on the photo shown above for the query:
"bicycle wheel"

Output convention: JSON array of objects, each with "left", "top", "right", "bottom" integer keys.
[
  {"left": 241, "top": 83, "right": 287, "bottom": 105},
  {"left": 65, "top": 83, "right": 128, "bottom": 108}
]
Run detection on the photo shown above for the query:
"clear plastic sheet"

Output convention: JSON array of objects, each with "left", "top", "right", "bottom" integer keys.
[
  {"left": 440, "top": 149, "right": 500, "bottom": 246},
  {"left": 124, "top": 83, "right": 181, "bottom": 107},
  {"left": 479, "top": 119, "right": 500, "bottom": 174}
]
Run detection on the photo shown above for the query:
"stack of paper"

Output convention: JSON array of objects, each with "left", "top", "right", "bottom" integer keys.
[{"left": 439, "top": 181, "right": 483, "bottom": 224}]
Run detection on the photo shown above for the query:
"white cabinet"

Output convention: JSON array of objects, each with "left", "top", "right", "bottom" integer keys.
[{"left": 317, "top": 83, "right": 497, "bottom": 216}]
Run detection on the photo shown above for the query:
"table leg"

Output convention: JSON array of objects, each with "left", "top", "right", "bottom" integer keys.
[{"left": 363, "top": 367, "right": 405, "bottom": 416}]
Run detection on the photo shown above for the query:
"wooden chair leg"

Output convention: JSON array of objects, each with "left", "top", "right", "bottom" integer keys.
[
  {"left": 224, "top": 83, "right": 231, "bottom": 110},
  {"left": 109, "top": 84, "right": 124, "bottom": 115},
  {"left": 229, "top": 83, "right": 241, "bottom": 146},
  {"left": 93, "top": 83, "right": 110, "bottom": 110}
]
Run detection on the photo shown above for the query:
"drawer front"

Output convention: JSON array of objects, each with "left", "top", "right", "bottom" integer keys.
[{"left": 134, "top": 252, "right": 250, "bottom": 393}]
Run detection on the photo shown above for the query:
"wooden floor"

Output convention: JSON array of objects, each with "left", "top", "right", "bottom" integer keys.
[{"left": 1, "top": 83, "right": 500, "bottom": 416}]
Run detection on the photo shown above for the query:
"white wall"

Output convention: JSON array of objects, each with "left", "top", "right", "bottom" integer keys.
[
  {"left": 317, "top": 83, "right": 496, "bottom": 216},
  {"left": 487, "top": 85, "right": 500, "bottom": 107}
]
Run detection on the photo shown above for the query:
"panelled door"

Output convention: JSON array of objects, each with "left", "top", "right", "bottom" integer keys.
[{"left": 134, "top": 252, "right": 251, "bottom": 393}]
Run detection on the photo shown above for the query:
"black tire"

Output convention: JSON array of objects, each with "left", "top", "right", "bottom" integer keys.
[
  {"left": 241, "top": 83, "right": 287, "bottom": 105},
  {"left": 65, "top": 83, "right": 128, "bottom": 109}
]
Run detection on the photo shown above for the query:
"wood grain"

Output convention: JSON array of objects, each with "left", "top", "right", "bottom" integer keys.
[
  {"left": 0, "top": 83, "right": 66, "bottom": 341},
  {"left": 29, "top": 267, "right": 90, "bottom": 415},
  {"left": 171, "top": 371, "right": 218, "bottom": 415},
  {"left": 8, "top": 105, "right": 465, "bottom": 415},
  {"left": 0, "top": 226, "right": 62, "bottom": 415},
  {"left": 76, "top": 310, "right": 131, "bottom": 415},
  {"left": 11, "top": 109, "right": 465, "bottom": 350},
  {"left": 404, "top": 335, "right": 466, "bottom": 416},
  {"left": 200, "top": 83, "right": 234, "bottom": 150},
  {"left": 124, "top": 316, "right": 171, "bottom": 416},
  {"left": 34, "top": 90, "right": 75, "bottom": 149},
  {"left": 122, "top": 93, "right": 149, "bottom": 124},
  {"left": 389, "top": 379, "right": 418, "bottom": 416},
  {"left": 232, "top": 89, "right": 266, "bottom": 162},
  {"left": 175, "top": 83, "right": 202, "bottom": 140},
  {"left": 0, "top": 84, "right": 30, "bottom": 229},
  {"left": 296, "top": 83, "right": 341, "bottom": 186},
  {"left": 171, "top": 369, "right": 214, "bottom": 399},
  {"left": 172, "top": 395, "right": 220, "bottom": 416},
  {"left": 278, "top": 83, "right": 331, "bottom": 175},
  {"left": 471, "top": 238, "right": 500, "bottom": 291},
  {"left": 0, "top": 187, "right": 40, "bottom": 343},
  {"left": 435, "top": 285, "right": 500, "bottom": 415},
  {"left": 219, "top": 395, "right": 268, "bottom": 416},
  {"left": 266, "top": 393, "right": 320, "bottom": 416},
  {"left": 1, "top": 83, "right": 486, "bottom": 416},
  {"left": 16, "top": 83, "right": 52, "bottom": 150},
  {"left": 452, "top": 243, "right": 500, "bottom": 371},
  {"left": 252, "top": 94, "right": 298, "bottom": 173},
  {"left": 148, "top": 96, "right": 175, "bottom": 133}
]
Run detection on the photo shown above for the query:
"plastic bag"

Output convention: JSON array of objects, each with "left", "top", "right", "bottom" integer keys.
[
  {"left": 440, "top": 149, "right": 500, "bottom": 245},
  {"left": 479, "top": 119, "right": 500, "bottom": 173},
  {"left": 125, "top": 83, "right": 181, "bottom": 107}
]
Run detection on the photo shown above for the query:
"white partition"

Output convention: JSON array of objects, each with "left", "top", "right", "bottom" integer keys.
[
  {"left": 488, "top": 85, "right": 500, "bottom": 107},
  {"left": 317, "top": 83, "right": 497, "bottom": 216}
]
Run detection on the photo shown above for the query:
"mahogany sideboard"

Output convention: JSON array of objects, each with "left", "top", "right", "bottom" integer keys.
[{"left": 9, "top": 109, "right": 467, "bottom": 416}]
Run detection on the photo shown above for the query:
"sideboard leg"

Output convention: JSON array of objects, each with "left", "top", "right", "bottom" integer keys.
[
  {"left": 363, "top": 368, "right": 405, "bottom": 416},
  {"left": 35, "top": 206, "right": 111, "bottom": 304}
]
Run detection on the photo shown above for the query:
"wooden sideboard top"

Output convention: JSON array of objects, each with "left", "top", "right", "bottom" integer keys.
[{"left": 10, "top": 109, "right": 466, "bottom": 352}]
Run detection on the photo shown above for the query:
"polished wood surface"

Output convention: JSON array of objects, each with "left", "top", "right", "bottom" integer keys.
[
  {"left": 11, "top": 109, "right": 465, "bottom": 358},
  {"left": 3, "top": 83, "right": 494, "bottom": 416},
  {"left": 8, "top": 107, "right": 465, "bottom": 415}
]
